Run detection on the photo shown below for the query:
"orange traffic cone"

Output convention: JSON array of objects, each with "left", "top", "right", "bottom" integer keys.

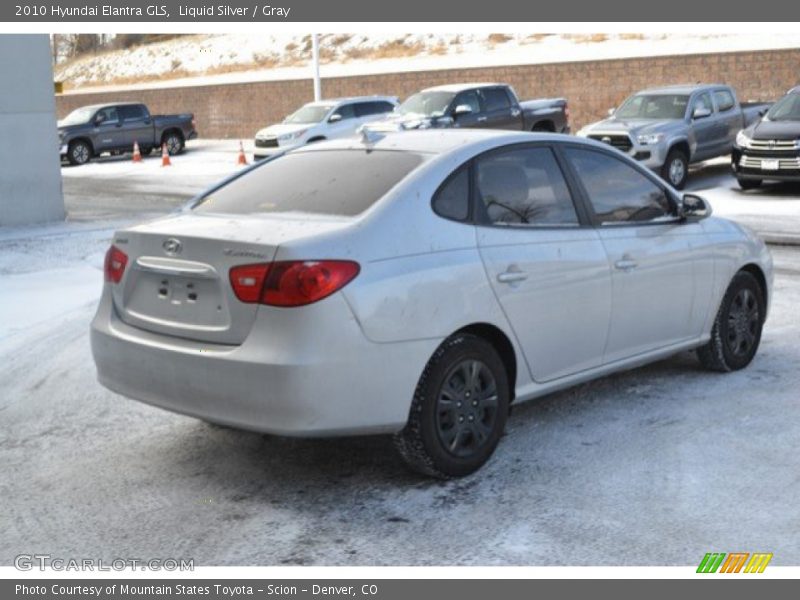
[
  {"left": 132, "top": 140, "right": 142, "bottom": 162},
  {"left": 161, "top": 143, "right": 172, "bottom": 167},
  {"left": 237, "top": 140, "right": 248, "bottom": 166}
]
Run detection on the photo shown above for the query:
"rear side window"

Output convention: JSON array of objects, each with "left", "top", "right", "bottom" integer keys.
[
  {"left": 564, "top": 147, "right": 674, "bottom": 224},
  {"left": 356, "top": 101, "right": 395, "bottom": 117},
  {"left": 433, "top": 168, "right": 470, "bottom": 221},
  {"left": 482, "top": 88, "right": 511, "bottom": 112},
  {"left": 475, "top": 147, "right": 579, "bottom": 226},
  {"left": 194, "top": 150, "right": 425, "bottom": 217},
  {"left": 714, "top": 90, "right": 735, "bottom": 112},
  {"left": 119, "top": 105, "right": 146, "bottom": 120}
]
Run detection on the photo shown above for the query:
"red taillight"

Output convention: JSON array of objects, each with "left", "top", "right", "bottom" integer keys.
[
  {"left": 104, "top": 245, "right": 128, "bottom": 284},
  {"left": 564, "top": 102, "right": 570, "bottom": 121},
  {"left": 229, "top": 260, "right": 360, "bottom": 307}
]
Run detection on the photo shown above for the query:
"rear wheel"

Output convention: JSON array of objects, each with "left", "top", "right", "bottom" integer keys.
[
  {"left": 67, "top": 140, "right": 92, "bottom": 166},
  {"left": 737, "top": 178, "right": 762, "bottom": 190},
  {"left": 697, "top": 271, "right": 765, "bottom": 372},
  {"left": 162, "top": 131, "right": 184, "bottom": 155},
  {"left": 394, "top": 334, "right": 510, "bottom": 478},
  {"left": 662, "top": 148, "right": 688, "bottom": 189}
]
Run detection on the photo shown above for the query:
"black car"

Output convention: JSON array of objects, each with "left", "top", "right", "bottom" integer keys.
[{"left": 732, "top": 86, "right": 800, "bottom": 189}]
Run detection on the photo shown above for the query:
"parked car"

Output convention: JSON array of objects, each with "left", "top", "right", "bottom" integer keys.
[
  {"left": 577, "top": 84, "right": 770, "bottom": 188},
  {"left": 252, "top": 96, "right": 397, "bottom": 159},
  {"left": 91, "top": 130, "right": 772, "bottom": 478},
  {"left": 58, "top": 102, "right": 197, "bottom": 166},
  {"left": 732, "top": 86, "right": 800, "bottom": 189},
  {"left": 371, "top": 83, "right": 570, "bottom": 133}
]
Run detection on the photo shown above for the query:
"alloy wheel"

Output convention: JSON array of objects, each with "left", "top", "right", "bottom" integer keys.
[{"left": 726, "top": 288, "right": 760, "bottom": 358}]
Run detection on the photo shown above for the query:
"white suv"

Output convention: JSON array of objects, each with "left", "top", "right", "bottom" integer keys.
[{"left": 253, "top": 96, "right": 397, "bottom": 159}]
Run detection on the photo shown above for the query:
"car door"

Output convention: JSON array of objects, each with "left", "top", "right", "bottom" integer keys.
[
  {"left": 561, "top": 145, "right": 700, "bottom": 363},
  {"left": 91, "top": 106, "right": 122, "bottom": 152},
  {"left": 475, "top": 144, "right": 612, "bottom": 382},
  {"left": 326, "top": 103, "right": 359, "bottom": 139},
  {"left": 118, "top": 104, "right": 153, "bottom": 150},
  {"left": 689, "top": 92, "right": 718, "bottom": 162},
  {"left": 479, "top": 87, "right": 519, "bottom": 130},
  {"left": 712, "top": 89, "right": 742, "bottom": 153}
]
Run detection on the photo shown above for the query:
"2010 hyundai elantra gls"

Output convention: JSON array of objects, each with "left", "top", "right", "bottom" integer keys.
[{"left": 91, "top": 130, "right": 773, "bottom": 478}]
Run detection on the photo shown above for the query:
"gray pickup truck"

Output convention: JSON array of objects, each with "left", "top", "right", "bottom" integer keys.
[
  {"left": 372, "top": 83, "right": 570, "bottom": 134},
  {"left": 577, "top": 84, "right": 769, "bottom": 188},
  {"left": 58, "top": 102, "right": 197, "bottom": 165}
]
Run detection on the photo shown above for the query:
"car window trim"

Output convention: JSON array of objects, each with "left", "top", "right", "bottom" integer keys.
[{"left": 554, "top": 141, "right": 683, "bottom": 228}]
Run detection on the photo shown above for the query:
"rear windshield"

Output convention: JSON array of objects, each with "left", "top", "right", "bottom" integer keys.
[{"left": 193, "top": 149, "right": 426, "bottom": 217}]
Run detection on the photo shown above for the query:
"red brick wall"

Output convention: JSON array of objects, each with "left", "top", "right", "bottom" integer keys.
[{"left": 55, "top": 48, "right": 800, "bottom": 139}]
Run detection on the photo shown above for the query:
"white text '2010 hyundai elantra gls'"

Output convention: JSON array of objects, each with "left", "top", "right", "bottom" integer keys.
[{"left": 91, "top": 130, "right": 773, "bottom": 477}]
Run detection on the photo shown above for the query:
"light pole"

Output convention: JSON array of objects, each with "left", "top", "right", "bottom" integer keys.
[{"left": 311, "top": 33, "right": 321, "bottom": 101}]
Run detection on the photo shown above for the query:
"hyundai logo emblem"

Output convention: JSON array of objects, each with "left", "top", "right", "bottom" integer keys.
[
  {"left": 768, "top": 140, "right": 775, "bottom": 150},
  {"left": 162, "top": 238, "right": 182, "bottom": 255}
]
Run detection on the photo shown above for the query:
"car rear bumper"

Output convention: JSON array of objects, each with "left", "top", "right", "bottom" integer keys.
[{"left": 90, "top": 287, "right": 435, "bottom": 437}]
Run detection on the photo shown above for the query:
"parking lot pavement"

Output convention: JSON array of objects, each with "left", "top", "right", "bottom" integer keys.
[
  {"left": 61, "top": 139, "right": 251, "bottom": 221},
  {"left": 1, "top": 210, "right": 799, "bottom": 564}
]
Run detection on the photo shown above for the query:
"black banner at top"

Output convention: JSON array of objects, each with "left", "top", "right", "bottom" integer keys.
[{"left": 3, "top": 0, "right": 800, "bottom": 22}]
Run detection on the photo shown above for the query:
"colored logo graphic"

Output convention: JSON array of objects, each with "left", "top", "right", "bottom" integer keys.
[{"left": 697, "top": 552, "right": 773, "bottom": 573}]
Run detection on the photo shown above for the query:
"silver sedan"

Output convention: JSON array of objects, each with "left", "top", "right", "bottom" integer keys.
[{"left": 91, "top": 130, "right": 773, "bottom": 477}]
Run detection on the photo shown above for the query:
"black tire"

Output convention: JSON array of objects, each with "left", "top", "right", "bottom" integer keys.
[
  {"left": 697, "top": 271, "right": 765, "bottom": 372},
  {"left": 67, "top": 140, "right": 92, "bottom": 166},
  {"left": 737, "top": 178, "right": 762, "bottom": 190},
  {"left": 394, "top": 333, "right": 510, "bottom": 478},
  {"left": 661, "top": 148, "right": 689, "bottom": 189},
  {"left": 532, "top": 122, "right": 554, "bottom": 132},
  {"left": 162, "top": 131, "right": 184, "bottom": 155}
]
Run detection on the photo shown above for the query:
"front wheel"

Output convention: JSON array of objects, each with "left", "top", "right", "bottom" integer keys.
[
  {"left": 661, "top": 149, "right": 689, "bottom": 189},
  {"left": 394, "top": 334, "right": 510, "bottom": 478},
  {"left": 697, "top": 271, "right": 765, "bottom": 372},
  {"left": 67, "top": 140, "right": 92, "bottom": 166}
]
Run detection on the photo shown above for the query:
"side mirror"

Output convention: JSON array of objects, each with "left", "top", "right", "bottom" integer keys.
[
  {"left": 758, "top": 108, "right": 768, "bottom": 117},
  {"left": 453, "top": 104, "right": 473, "bottom": 117},
  {"left": 692, "top": 107, "right": 712, "bottom": 120},
  {"left": 680, "top": 194, "right": 712, "bottom": 220},
  {"left": 328, "top": 113, "right": 342, "bottom": 123},
  {"left": 607, "top": 107, "right": 615, "bottom": 117},
  {"left": 94, "top": 115, "right": 105, "bottom": 125}
]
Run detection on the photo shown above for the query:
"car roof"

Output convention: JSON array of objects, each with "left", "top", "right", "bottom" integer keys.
[
  {"left": 73, "top": 102, "right": 143, "bottom": 112},
  {"left": 291, "top": 129, "right": 586, "bottom": 157},
  {"left": 419, "top": 83, "right": 505, "bottom": 93},
  {"left": 305, "top": 96, "right": 397, "bottom": 107},
  {"left": 636, "top": 84, "right": 728, "bottom": 95}
]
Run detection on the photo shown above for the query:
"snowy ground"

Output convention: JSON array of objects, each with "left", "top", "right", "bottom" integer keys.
[{"left": 2, "top": 141, "right": 800, "bottom": 566}]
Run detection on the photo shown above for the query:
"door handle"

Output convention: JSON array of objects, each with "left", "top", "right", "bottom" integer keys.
[
  {"left": 614, "top": 259, "right": 638, "bottom": 271},
  {"left": 497, "top": 271, "right": 528, "bottom": 284},
  {"left": 511, "top": 108, "right": 521, "bottom": 117},
  {"left": 477, "top": 116, "right": 488, "bottom": 122}
]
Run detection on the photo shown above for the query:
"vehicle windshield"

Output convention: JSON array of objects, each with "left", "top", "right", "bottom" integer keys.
[
  {"left": 398, "top": 91, "right": 455, "bottom": 118},
  {"left": 59, "top": 107, "right": 96, "bottom": 126},
  {"left": 615, "top": 94, "right": 689, "bottom": 120},
  {"left": 283, "top": 104, "right": 332, "bottom": 124},
  {"left": 193, "top": 150, "right": 427, "bottom": 217},
  {"left": 765, "top": 93, "right": 800, "bottom": 121}
]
